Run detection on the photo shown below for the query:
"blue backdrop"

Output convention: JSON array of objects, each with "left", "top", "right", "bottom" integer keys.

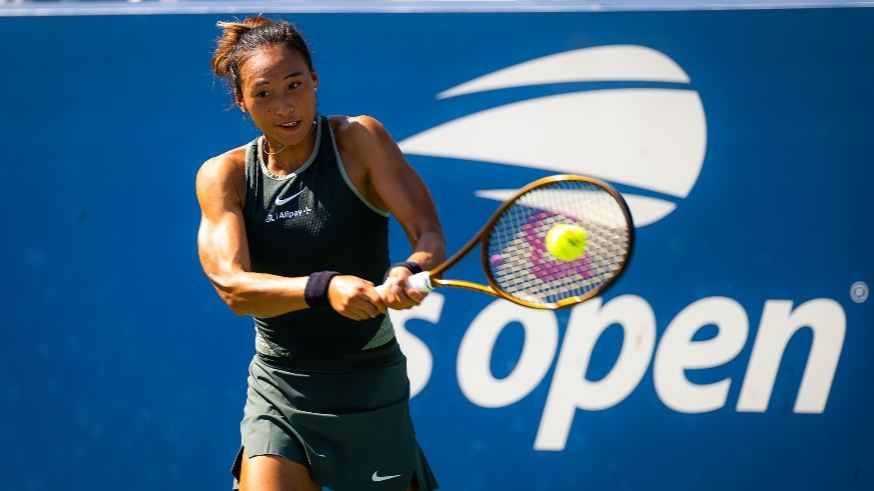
[{"left": 1, "top": 5, "right": 872, "bottom": 491}]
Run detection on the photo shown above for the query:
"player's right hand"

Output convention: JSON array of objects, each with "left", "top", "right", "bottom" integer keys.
[
  {"left": 326, "top": 275, "right": 387, "bottom": 321},
  {"left": 379, "top": 272, "right": 426, "bottom": 311}
]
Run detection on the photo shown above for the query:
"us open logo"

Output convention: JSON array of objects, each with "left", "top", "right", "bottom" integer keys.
[
  {"left": 398, "top": 45, "right": 707, "bottom": 227},
  {"left": 393, "top": 46, "right": 845, "bottom": 453}
]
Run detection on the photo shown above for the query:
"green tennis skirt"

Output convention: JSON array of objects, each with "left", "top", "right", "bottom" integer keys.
[{"left": 231, "top": 339, "right": 439, "bottom": 491}]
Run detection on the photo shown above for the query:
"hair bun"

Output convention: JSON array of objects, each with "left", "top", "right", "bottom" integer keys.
[{"left": 211, "top": 16, "right": 273, "bottom": 77}]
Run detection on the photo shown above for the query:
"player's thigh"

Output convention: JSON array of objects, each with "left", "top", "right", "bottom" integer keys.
[{"left": 238, "top": 448, "right": 321, "bottom": 491}]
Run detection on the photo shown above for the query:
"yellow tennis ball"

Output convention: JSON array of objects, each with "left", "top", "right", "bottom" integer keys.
[{"left": 545, "top": 224, "right": 587, "bottom": 261}]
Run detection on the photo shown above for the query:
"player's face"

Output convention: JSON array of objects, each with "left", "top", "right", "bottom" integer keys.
[{"left": 236, "top": 44, "right": 319, "bottom": 148}]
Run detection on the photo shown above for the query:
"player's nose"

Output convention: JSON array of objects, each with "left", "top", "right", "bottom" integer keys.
[{"left": 274, "top": 95, "right": 295, "bottom": 117}]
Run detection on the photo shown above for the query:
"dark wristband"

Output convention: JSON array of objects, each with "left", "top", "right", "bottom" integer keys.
[
  {"left": 304, "top": 271, "right": 339, "bottom": 308},
  {"left": 383, "top": 261, "right": 423, "bottom": 282}
]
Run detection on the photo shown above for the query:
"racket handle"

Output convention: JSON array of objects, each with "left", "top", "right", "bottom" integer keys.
[
  {"left": 408, "top": 271, "right": 434, "bottom": 292},
  {"left": 374, "top": 271, "right": 434, "bottom": 294}
]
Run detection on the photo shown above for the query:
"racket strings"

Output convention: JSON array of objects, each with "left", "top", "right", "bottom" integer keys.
[{"left": 486, "top": 180, "right": 630, "bottom": 307}]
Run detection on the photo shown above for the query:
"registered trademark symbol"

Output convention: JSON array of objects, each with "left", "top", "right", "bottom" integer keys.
[{"left": 850, "top": 281, "right": 868, "bottom": 303}]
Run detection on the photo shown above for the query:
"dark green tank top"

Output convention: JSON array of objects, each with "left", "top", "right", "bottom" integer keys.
[{"left": 243, "top": 116, "right": 394, "bottom": 358}]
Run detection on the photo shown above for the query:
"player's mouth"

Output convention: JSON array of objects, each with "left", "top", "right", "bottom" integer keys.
[{"left": 277, "top": 121, "right": 301, "bottom": 131}]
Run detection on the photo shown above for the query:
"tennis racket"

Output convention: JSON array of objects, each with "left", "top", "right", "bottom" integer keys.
[{"left": 379, "top": 174, "right": 635, "bottom": 310}]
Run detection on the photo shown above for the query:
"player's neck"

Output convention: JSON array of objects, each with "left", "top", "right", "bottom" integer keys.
[{"left": 262, "top": 130, "right": 317, "bottom": 175}]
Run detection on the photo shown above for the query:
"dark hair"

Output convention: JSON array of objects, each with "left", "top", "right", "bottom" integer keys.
[{"left": 211, "top": 16, "right": 314, "bottom": 96}]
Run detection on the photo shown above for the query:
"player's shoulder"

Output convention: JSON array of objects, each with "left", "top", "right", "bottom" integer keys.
[
  {"left": 196, "top": 144, "right": 248, "bottom": 191},
  {"left": 198, "top": 145, "right": 247, "bottom": 179},
  {"left": 329, "top": 115, "right": 392, "bottom": 150}
]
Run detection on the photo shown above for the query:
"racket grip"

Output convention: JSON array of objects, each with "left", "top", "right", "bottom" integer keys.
[
  {"left": 374, "top": 271, "right": 434, "bottom": 294},
  {"left": 407, "top": 271, "right": 434, "bottom": 292}
]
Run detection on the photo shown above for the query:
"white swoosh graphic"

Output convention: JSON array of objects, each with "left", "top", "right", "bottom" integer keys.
[
  {"left": 438, "top": 45, "right": 690, "bottom": 99},
  {"left": 474, "top": 189, "right": 676, "bottom": 227},
  {"left": 372, "top": 472, "right": 401, "bottom": 482},
  {"left": 399, "top": 88, "right": 707, "bottom": 199},
  {"left": 275, "top": 189, "right": 304, "bottom": 206}
]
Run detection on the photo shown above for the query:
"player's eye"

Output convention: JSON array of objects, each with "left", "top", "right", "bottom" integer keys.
[
  {"left": 288, "top": 82, "right": 301, "bottom": 90},
  {"left": 254, "top": 91, "right": 269, "bottom": 99}
]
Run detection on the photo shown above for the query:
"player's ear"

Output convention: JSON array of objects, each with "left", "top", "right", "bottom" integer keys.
[
  {"left": 235, "top": 90, "right": 247, "bottom": 113},
  {"left": 311, "top": 69, "right": 319, "bottom": 91}
]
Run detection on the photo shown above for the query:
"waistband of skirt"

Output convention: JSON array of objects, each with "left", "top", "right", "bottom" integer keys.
[{"left": 255, "top": 337, "right": 403, "bottom": 373}]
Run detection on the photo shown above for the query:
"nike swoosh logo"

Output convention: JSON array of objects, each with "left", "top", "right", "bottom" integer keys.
[
  {"left": 371, "top": 472, "right": 401, "bottom": 482},
  {"left": 275, "top": 189, "right": 304, "bottom": 206}
]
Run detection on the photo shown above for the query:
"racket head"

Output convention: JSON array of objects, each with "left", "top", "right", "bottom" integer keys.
[{"left": 480, "top": 175, "right": 634, "bottom": 309}]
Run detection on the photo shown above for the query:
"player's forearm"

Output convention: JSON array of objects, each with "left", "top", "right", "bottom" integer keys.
[
  {"left": 407, "top": 229, "right": 446, "bottom": 272},
  {"left": 211, "top": 271, "right": 311, "bottom": 317}
]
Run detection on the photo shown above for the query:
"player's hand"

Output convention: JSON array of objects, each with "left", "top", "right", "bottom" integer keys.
[
  {"left": 327, "top": 275, "right": 386, "bottom": 321},
  {"left": 380, "top": 267, "right": 427, "bottom": 310}
]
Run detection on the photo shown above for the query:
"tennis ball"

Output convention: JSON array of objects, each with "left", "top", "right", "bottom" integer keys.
[{"left": 545, "top": 224, "right": 587, "bottom": 261}]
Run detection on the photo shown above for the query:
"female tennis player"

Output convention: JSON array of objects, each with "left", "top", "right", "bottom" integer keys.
[{"left": 196, "top": 16, "right": 445, "bottom": 491}]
